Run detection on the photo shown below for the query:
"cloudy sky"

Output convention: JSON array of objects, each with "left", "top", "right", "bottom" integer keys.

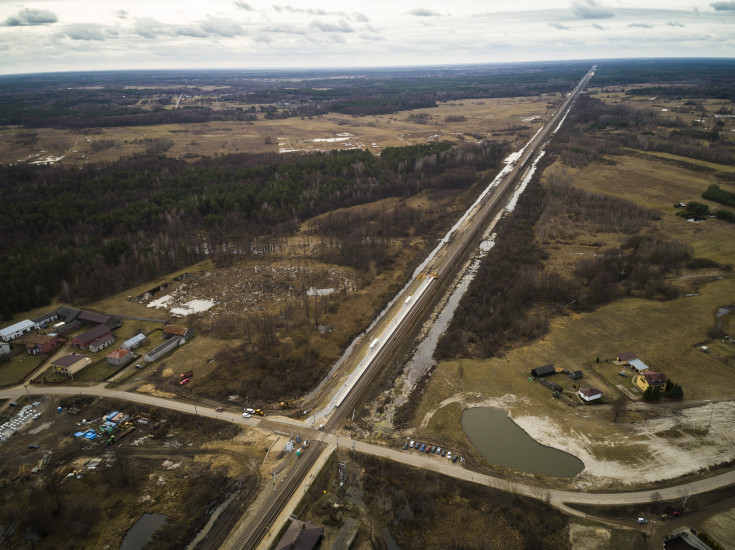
[{"left": 0, "top": 0, "right": 733, "bottom": 74}]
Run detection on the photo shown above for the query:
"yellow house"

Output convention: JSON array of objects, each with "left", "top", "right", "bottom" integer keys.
[{"left": 635, "top": 371, "right": 668, "bottom": 392}]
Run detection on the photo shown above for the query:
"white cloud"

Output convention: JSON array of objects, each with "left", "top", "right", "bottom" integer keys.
[
  {"left": 571, "top": 0, "right": 614, "bottom": 19},
  {"left": 60, "top": 24, "right": 111, "bottom": 41},
  {"left": 592, "top": 23, "right": 607, "bottom": 29},
  {"left": 309, "top": 19, "right": 354, "bottom": 33},
  {"left": 235, "top": 1, "right": 254, "bottom": 10},
  {"left": 115, "top": 10, "right": 129, "bottom": 20},
  {"left": 628, "top": 22, "right": 653, "bottom": 27},
  {"left": 711, "top": 1, "right": 735, "bottom": 10},
  {"left": 668, "top": 20, "right": 685, "bottom": 27},
  {"left": 549, "top": 22, "right": 571, "bottom": 29},
  {"left": 409, "top": 8, "right": 441, "bottom": 17},
  {"left": 3, "top": 8, "right": 58, "bottom": 26},
  {"left": 200, "top": 17, "right": 246, "bottom": 37}
]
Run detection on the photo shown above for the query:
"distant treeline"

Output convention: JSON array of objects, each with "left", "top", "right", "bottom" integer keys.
[
  {"left": 0, "top": 62, "right": 591, "bottom": 127},
  {"left": 0, "top": 140, "right": 507, "bottom": 319}
]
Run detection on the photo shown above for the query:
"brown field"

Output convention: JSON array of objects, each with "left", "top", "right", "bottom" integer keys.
[{"left": 0, "top": 94, "right": 556, "bottom": 166}]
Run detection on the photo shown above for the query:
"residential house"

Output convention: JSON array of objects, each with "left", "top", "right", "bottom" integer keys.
[
  {"left": 578, "top": 387, "right": 603, "bottom": 403},
  {"left": 275, "top": 519, "right": 324, "bottom": 550},
  {"left": 0, "top": 320, "right": 36, "bottom": 342},
  {"left": 107, "top": 349, "right": 134, "bottom": 367},
  {"left": 51, "top": 354, "right": 91, "bottom": 376},
  {"left": 635, "top": 371, "right": 668, "bottom": 392},
  {"left": 616, "top": 351, "right": 637, "bottom": 364},
  {"left": 72, "top": 325, "right": 112, "bottom": 349},
  {"left": 89, "top": 334, "right": 115, "bottom": 353},
  {"left": 24, "top": 334, "right": 59, "bottom": 355},
  {"left": 531, "top": 364, "right": 555, "bottom": 377}
]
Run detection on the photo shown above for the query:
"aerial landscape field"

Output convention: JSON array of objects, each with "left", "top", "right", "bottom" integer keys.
[{"left": 1, "top": 2, "right": 735, "bottom": 549}]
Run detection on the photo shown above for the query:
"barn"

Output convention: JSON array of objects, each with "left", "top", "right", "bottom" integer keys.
[
  {"left": 531, "top": 364, "right": 555, "bottom": 377},
  {"left": 72, "top": 325, "right": 112, "bottom": 349}
]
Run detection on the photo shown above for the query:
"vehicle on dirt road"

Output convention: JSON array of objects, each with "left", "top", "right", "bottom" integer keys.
[
  {"left": 215, "top": 407, "right": 223, "bottom": 412},
  {"left": 180, "top": 378, "right": 190, "bottom": 385}
]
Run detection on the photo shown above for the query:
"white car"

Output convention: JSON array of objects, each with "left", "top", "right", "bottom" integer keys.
[
  {"left": 244, "top": 408, "right": 255, "bottom": 414},
  {"left": 33, "top": 413, "right": 41, "bottom": 419},
  {"left": 409, "top": 440, "right": 415, "bottom": 448},
  {"left": 636, "top": 518, "right": 648, "bottom": 524},
  {"left": 242, "top": 412, "right": 251, "bottom": 418},
  {"left": 446, "top": 451, "right": 452, "bottom": 460}
]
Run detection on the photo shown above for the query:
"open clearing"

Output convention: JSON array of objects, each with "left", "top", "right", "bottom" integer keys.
[{"left": 0, "top": 94, "right": 555, "bottom": 166}]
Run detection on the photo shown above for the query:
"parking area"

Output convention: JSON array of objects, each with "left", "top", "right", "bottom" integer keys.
[{"left": 401, "top": 438, "right": 465, "bottom": 465}]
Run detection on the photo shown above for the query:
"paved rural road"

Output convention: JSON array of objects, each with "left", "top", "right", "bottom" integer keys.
[{"left": 3, "top": 382, "right": 735, "bottom": 514}]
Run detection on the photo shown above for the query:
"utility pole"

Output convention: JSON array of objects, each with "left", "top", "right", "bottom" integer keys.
[{"left": 707, "top": 402, "right": 714, "bottom": 431}]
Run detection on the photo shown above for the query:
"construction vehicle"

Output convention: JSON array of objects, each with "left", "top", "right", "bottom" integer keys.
[
  {"left": 254, "top": 409, "right": 265, "bottom": 416},
  {"left": 279, "top": 401, "right": 290, "bottom": 409},
  {"left": 180, "top": 371, "right": 193, "bottom": 379}
]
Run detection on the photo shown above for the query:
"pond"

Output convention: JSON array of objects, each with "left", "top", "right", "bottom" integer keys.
[
  {"left": 120, "top": 513, "right": 167, "bottom": 550},
  {"left": 461, "top": 407, "right": 584, "bottom": 478}
]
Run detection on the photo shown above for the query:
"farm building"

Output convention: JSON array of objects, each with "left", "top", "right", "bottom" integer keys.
[
  {"left": 50, "top": 320, "right": 81, "bottom": 336},
  {"left": 121, "top": 333, "right": 148, "bottom": 351},
  {"left": 24, "top": 334, "right": 59, "bottom": 355},
  {"left": 107, "top": 349, "right": 134, "bottom": 367},
  {"left": 275, "top": 519, "right": 324, "bottom": 550},
  {"left": 616, "top": 351, "right": 637, "bottom": 364},
  {"left": 89, "top": 334, "right": 115, "bottom": 353},
  {"left": 531, "top": 364, "right": 555, "bottom": 377},
  {"left": 51, "top": 354, "right": 91, "bottom": 376},
  {"left": 628, "top": 358, "right": 650, "bottom": 373},
  {"left": 53, "top": 305, "right": 81, "bottom": 323},
  {"left": 0, "top": 320, "right": 36, "bottom": 342},
  {"left": 31, "top": 311, "right": 60, "bottom": 328},
  {"left": 578, "top": 388, "right": 602, "bottom": 402},
  {"left": 162, "top": 325, "right": 193, "bottom": 341},
  {"left": 72, "top": 325, "right": 112, "bottom": 349},
  {"left": 144, "top": 336, "right": 181, "bottom": 363},
  {"left": 635, "top": 372, "right": 668, "bottom": 392},
  {"left": 568, "top": 370, "right": 583, "bottom": 380},
  {"left": 78, "top": 311, "right": 111, "bottom": 326},
  {"left": 0, "top": 343, "right": 10, "bottom": 357}
]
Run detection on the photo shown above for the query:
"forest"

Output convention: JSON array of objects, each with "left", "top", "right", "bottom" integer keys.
[
  {"left": 0, "top": 62, "right": 592, "bottom": 127},
  {"left": 0, "top": 140, "right": 507, "bottom": 320}
]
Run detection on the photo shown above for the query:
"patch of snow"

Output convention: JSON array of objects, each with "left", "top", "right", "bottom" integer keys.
[
  {"left": 170, "top": 299, "right": 215, "bottom": 317},
  {"left": 147, "top": 294, "right": 174, "bottom": 309},
  {"left": 308, "top": 137, "right": 350, "bottom": 143},
  {"left": 307, "top": 287, "right": 335, "bottom": 296}
]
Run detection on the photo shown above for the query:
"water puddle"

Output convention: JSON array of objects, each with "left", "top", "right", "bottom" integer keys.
[
  {"left": 185, "top": 491, "right": 238, "bottom": 550},
  {"left": 120, "top": 513, "right": 166, "bottom": 550},
  {"left": 461, "top": 407, "right": 584, "bottom": 477}
]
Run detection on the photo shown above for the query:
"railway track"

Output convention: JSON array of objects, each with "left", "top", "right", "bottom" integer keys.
[{"left": 235, "top": 66, "right": 595, "bottom": 550}]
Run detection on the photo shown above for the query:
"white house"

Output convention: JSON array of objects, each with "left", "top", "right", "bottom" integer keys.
[
  {"left": 578, "top": 387, "right": 603, "bottom": 403},
  {"left": 0, "top": 320, "right": 36, "bottom": 342}
]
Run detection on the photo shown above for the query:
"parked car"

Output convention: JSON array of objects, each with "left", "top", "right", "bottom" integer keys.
[
  {"left": 672, "top": 511, "right": 681, "bottom": 517},
  {"left": 180, "top": 378, "right": 190, "bottom": 385},
  {"left": 180, "top": 371, "right": 193, "bottom": 379},
  {"left": 28, "top": 444, "right": 39, "bottom": 449},
  {"left": 425, "top": 445, "right": 432, "bottom": 453},
  {"left": 435, "top": 447, "right": 441, "bottom": 455},
  {"left": 403, "top": 441, "right": 408, "bottom": 450},
  {"left": 419, "top": 444, "right": 425, "bottom": 452},
  {"left": 452, "top": 455, "right": 459, "bottom": 463},
  {"left": 441, "top": 449, "right": 446, "bottom": 457},
  {"left": 446, "top": 451, "right": 452, "bottom": 460},
  {"left": 135, "top": 364, "right": 143, "bottom": 369},
  {"left": 409, "top": 440, "right": 415, "bottom": 448},
  {"left": 9, "top": 402, "right": 18, "bottom": 407},
  {"left": 33, "top": 413, "right": 41, "bottom": 419},
  {"left": 242, "top": 412, "right": 251, "bottom": 418},
  {"left": 215, "top": 407, "right": 223, "bottom": 412},
  {"left": 244, "top": 408, "right": 255, "bottom": 414},
  {"left": 636, "top": 518, "right": 648, "bottom": 524},
  {"left": 430, "top": 445, "right": 436, "bottom": 453}
]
